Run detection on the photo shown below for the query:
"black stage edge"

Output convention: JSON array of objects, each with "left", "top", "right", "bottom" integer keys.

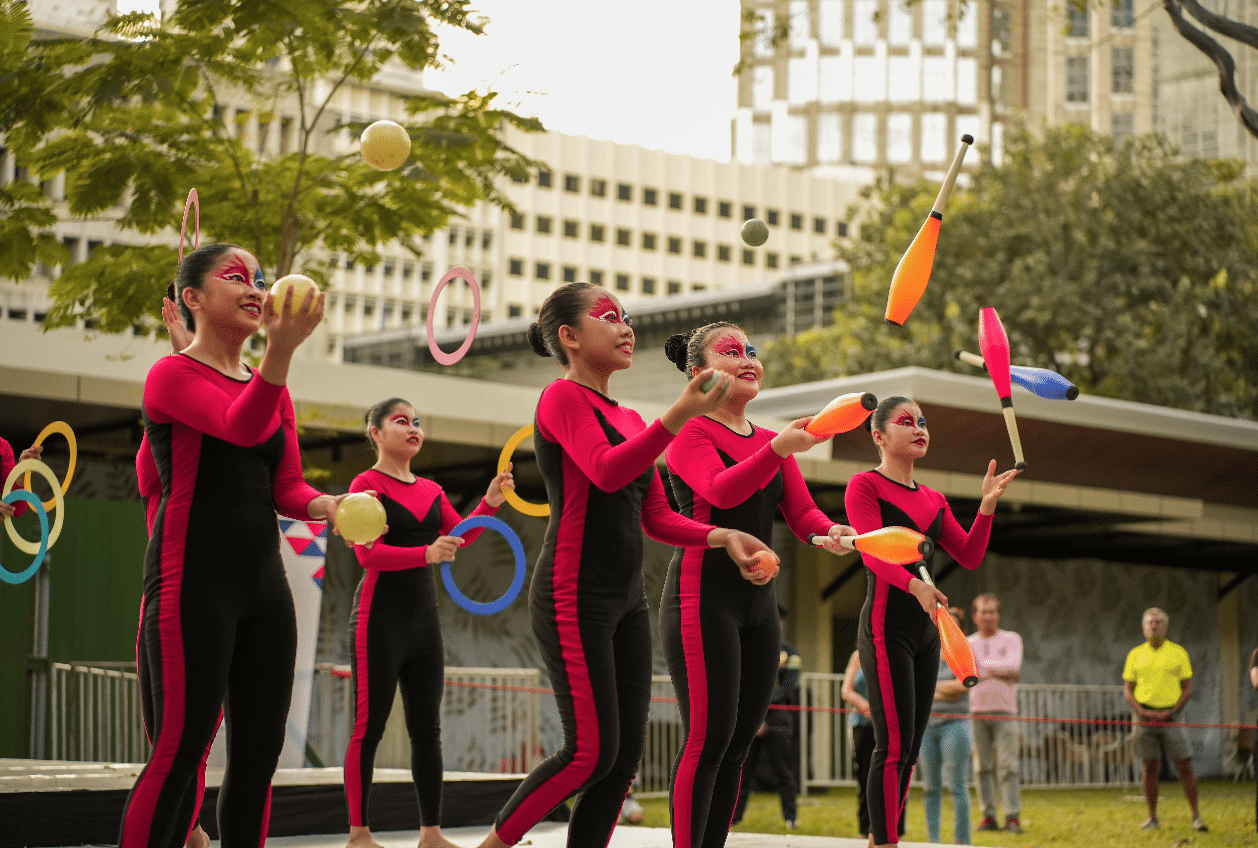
[{"left": 1, "top": 773, "right": 569, "bottom": 847}]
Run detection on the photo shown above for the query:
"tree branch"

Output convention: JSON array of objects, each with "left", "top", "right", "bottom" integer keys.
[{"left": 1163, "top": 0, "right": 1258, "bottom": 140}]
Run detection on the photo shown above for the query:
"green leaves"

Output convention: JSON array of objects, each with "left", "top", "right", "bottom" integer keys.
[{"left": 764, "top": 125, "right": 1258, "bottom": 419}]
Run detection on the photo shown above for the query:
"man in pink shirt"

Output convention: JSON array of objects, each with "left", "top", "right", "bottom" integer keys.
[{"left": 968, "top": 593, "right": 1023, "bottom": 835}]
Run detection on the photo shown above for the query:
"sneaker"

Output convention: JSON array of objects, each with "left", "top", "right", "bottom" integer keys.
[
  {"left": 1140, "top": 817, "right": 1159, "bottom": 830},
  {"left": 1192, "top": 817, "right": 1208, "bottom": 832},
  {"left": 977, "top": 816, "right": 1000, "bottom": 831}
]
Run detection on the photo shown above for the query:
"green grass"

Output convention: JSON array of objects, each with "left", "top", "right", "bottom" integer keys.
[{"left": 632, "top": 781, "right": 1257, "bottom": 846}]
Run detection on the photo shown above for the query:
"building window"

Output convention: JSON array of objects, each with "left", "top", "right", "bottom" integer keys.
[
  {"left": 667, "top": 237, "right": 683, "bottom": 254},
  {"left": 643, "top": 232, "right": 658, "bottom": 250},
  {"left": 667, "top": 280, "right": 682, "bottom": 294},
  {"left": 508, "top": 304, "right": 523, "bottom": 318},
  {"left": 1066, "top": 56, "right": 1089, "bottom": 103},
  {"left": 668, "top": 192, "right": 683, "bottom": 210},
  {"left": 1112, "top": 112, "right": 1135, "bottom": 144},
  {"left": 616, "top": 228, "right": 632, "bottom": 246},
  {"left": 742, "top": 249, "right": 755, "bottom": 266},
  {"left": 563, "top": 265, "right": 577, "bottom": 282},
  {"left": 1067, "top": 7, "right": 1088, "bottom": 38},
  {"left": 448, "top": 230, "right": 459, "bottom": 245},
  {"left": 766, "top": 252, "right": 779, "bottom": 269},
  {"left": 644, "top": 187, "right": 658, "bottom": 206},
  {"left": 590, "top": 178, "right": 607, "bottom": 197},
  {"left": 766, "top": 209, "right": 780, "bottom": 226},
  {"left": 509, "top": 258, "right": 524, "bottom": 276},
  {"left": 718, "top": 201, "right": 732, "bottom": 218},
  {"left": 1112, "top": 47, "right": 1134, "bottom": 94},
  {"left": 790, "top": 213, "right": 803, "bottom": 230},
  {"left": 743, "top": 205, "right": 756, "bottom": 221},
  {"left": 510, "top": 212, "right": 525, "bottom": 229},
  {"left": 1112, "top": 0, "right": 1134, "bottom": 28},
  {"left": 618, "top": 183, "right": 633, "bottom": 201},
  {"left": 590, "top": 269, "right": 605, "bottom": 286},
  {"left": 537, "top": 170, "right": 553, "bottom": 187},
  {"left": 616, "top": 273, "right": 631, "bottom": 291},
  {"left": 790, "top": 255, "right": 802, "bottom": 265},
  {"left": 535, "top": 262, "right": 550, "bottom": 280},
  {"left": 813, "top": 217, "right": 827, "bottom": 234},
  {"left": 641, "top": 277, "right": 656, "bottom": 294},
  {"left": 591, "top": 224, "right": 606, "bottom": 242},
  {"left": 482, "top": 232, "right": 493, "bottom": 250},
  {"left": 694, "top": 196, "right": 708, "bottom": 214},
  {"left": 837, "top": 221, "right": 848, "bottom": 237},
  {"left": 536, "top": 215, "right": 552, "bottom": 234},
  {"left": 512, "top": 173, "right": 529, "bottom": 184},
  {"left": 718, "top": 244, "right": 732, "bottom": 262},
  {"left": 693, "top": 240, "right": 707, "bottom": 258},
  {"left": 563, "top": 219, "right": 580, "bottom": 238},
  {"left": 564, "top": 174, "right": 581, "bottom": 192}
]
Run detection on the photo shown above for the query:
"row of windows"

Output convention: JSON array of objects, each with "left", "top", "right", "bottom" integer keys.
[
  {"left": 1065, "top": 49, "right": 1135, "bottom": 104},
  {"left": 505, "top": 241, "right": 834, "bottom": 282},
  {"left": 510, "top": 214, "right": 846, "bottom": 241},
  {"left": 1068, "top": 0, "right": 1135, "bottom": 38}
]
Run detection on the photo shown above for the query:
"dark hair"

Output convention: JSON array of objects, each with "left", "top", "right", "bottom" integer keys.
[
  {"left": 527, "top": 282, "right": 599, "bottom": 366},
  {"left": 172, "top": 243, "right": 237, "bottom": 331},
  {"left": 663, "top": 321, "right": 741, "bottom": 374},
  {"left": 364, "top": 397, "right": 413, "bottom": 453},
  {"left": 867, "top": 395, "right": 914, "bottom": 435}
]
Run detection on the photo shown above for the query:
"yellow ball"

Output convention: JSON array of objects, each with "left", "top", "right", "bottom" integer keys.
[
  {"left": 741, "top": 219, "right": 769, "bottom": 247},
  {"left": 360, "top": 120, "right": 412, "bottom": 171},
  {"left": 335, "top": 493, "right": 387, "bottom": 545},
  {"left": 271, "top": 273, "right": 320, "bottom": 315}
]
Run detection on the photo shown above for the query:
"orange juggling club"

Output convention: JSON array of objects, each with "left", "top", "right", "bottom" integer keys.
[
  {"left": 804, "top": 392, "right": 878, "bottom": 438},
  {"left": 918, "top": 565, "right": 978, "bottom": 688},
  {"left": 885, "top": 134, "right": 973, "bottom": 326},
  {"left": 977, "top": 307, "right": 1027, "bottom": 471},
  {"left": 812, "top": 526, "right": 934, "bottom": 565}
]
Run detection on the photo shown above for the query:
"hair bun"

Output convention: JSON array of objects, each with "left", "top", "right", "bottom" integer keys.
[
  {"left": 663, "top": 334, "right": 689, "bottom": 372},
  {"left": 526, "top": 322, "right": 551, "bottom": 358}
]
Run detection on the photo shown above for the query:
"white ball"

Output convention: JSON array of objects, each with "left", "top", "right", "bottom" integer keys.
[
  {"left": 270, "top": 274, "right": 321, "bottom": 315},
  {"left": 360, "top": 120, "right": 412, "bottom": 171}
]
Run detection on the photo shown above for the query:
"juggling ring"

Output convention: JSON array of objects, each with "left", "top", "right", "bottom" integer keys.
[
  {"left": 0, "top": 491, "right": 49, "bottom": 585},
  {"left": 178, "top": 188, "right": 200, "bottom": 266},
  {"left": 439, "top": 515, "right": 526, "bottom": 615},
  {"left": 23, "top": 420, "right": 76, "bottom": 510},
  {"left": 4, "top": 459, "right": 65, "bottom": 554},
  {"left": 427, "top": 266, "right": 481, "bottom": 365},
  {"left": 497, "top": 424, "right": 548, "bottom": 518}
]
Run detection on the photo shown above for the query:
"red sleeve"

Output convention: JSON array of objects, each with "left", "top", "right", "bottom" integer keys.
[
  {"left": 933, "top": 491, "right": 993, "bottom": 570},
  {"left": 665, "top": 421, "right": 788, "bottom": 510},
  {"left": 536, "top": 380, "right": 675, "bottom": 492},
  {"left": 0, "top": 438, "right": 27, "bottom": 518},
  {"left": 778, "top": 457, "right": 835, "bottom": 542},
  {"left": 144, "top": 355, "right": 286, "bottom": 446},
  {"left": 437, "top": 492, "right": 499, "bottom": 546},
  {"left": 844, "top": 473, "right": 914, "bottom": 594},
  {"left": 641, "top": 468, "right": 716, "bottom": 548},
  {"left": 136, "top": 437, "right": 159, "bottom": 535},
  {"left": 271, "top": 389, "right": 323, "bottom": 519}
]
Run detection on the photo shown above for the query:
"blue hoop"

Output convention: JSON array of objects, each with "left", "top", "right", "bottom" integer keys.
[
  {"left": 1, "top": 491, "right": 50, "bottom": 585},
  {"left": 440, "top": 515, "right": 526, "bottom": 615}
]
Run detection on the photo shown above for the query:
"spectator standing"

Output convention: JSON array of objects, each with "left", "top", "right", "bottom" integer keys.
[
  {"left": 920, "top": 608, "right": 972, "bottom": 845},
  {"left": 968, "top": 593, "right": 1023, "bottom": 835},
  {"left": 1122, "top": 607, "right": 1207, "bottom": 833}
]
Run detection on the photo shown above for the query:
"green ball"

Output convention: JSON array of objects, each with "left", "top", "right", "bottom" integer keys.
[{"left": 741, "top": 218, "right": 769, "bottom": 247}]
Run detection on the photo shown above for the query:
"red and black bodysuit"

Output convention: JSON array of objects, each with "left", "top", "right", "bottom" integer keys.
[
  {"left": 343, "top": 468, "right": 497, "bottom": 830},
  {"left": 491, "top": 379, "right": 715, "bottom": 847},
  {"left": 121, "top": 354, "right": 320, "bottom": 848},
  {"left": 844, "top": 470, "right": 992, "bottom": 846},
  {"left": 662, "top": 416, "right": 833, "bottom": 848}
]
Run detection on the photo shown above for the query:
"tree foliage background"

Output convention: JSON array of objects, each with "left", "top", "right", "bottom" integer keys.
[
  {"left": 764, "top": 125, "right": 1258, "bottom": 420},
  {"left": 0, "top": 0, "right": 541, "bottom": 334}
]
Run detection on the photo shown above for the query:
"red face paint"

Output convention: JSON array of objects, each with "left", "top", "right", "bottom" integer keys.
[
  {"left": 892, "top": 411, "right": 927, "bottom": 429},
  {"left": 587, "top": 295, "right": 627, "bottom": 325},
  {"left": 389, "top": 414, "right": 420, "bottom": 428},
  {"left": 711, "top": 335, "right": 757, "bottom": 360}
]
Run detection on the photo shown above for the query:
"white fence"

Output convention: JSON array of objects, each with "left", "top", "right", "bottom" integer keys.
[{"left": 43, "top": 662, "right": 1136, "bottom": 791}]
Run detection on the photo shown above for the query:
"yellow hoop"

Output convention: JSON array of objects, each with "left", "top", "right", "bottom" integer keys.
[
  {"left": 23, "top": 421, "right": 76, "bottom": 511},
  {"left": 497, "top": 424, "right": 549, "bottom": 518},
  {"left": 4, "top": 459, "right": 66, "bottom": 553}
]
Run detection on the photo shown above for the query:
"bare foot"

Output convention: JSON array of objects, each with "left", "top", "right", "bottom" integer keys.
[
  {"left": 348, "top": 826, "right": 387, "bottom": 848},
  {"left": 418, "top": 825, "right": 465, "bottom": 848},
  {"left": 186, "top": 825, "right": 210, "bottom": 848}
]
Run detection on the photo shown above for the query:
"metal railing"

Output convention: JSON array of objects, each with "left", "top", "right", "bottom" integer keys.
[{"left": 45, "top": 661, "right": 150, "bottom": 763}]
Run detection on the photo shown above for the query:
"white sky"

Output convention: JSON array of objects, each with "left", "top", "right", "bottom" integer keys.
[{"left": 120, "top": 0, "right": 743, "bottom": 162}]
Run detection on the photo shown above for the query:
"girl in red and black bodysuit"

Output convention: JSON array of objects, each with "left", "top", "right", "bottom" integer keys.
[
  {"left": 660, "top": 322, "right": 857, "bottom": 848},
  {"left": 343, "top": 397, "right": 512, "bottom": 848},
  {"left": 121, "top": 243, "right": 352, "bottom": 848},
  {"left": 474, "top": 283, "right": 778, "bottom": 848},
  {"left": 845, "top": 396, "right": 1018, "bottom": 848}
]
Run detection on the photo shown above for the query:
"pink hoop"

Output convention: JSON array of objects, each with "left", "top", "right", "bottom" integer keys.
[
  {"left": 427, "top": 266, "right": 482, "bottom": 365},
  {"left": 178, "top": 188, "right": 200, "bottom": 267}
]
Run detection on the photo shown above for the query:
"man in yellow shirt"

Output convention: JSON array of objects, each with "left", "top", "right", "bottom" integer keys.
[{"left": 1122, "top": 607, "right": 1206, "bottom": 833}]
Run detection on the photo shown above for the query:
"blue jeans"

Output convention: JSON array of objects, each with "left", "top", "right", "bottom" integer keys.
[{"left": 919, "top": 719, "right": 972, "bottom": 844}]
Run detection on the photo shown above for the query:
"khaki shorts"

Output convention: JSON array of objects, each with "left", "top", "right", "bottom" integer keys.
[{"left": 1131, "top": 712, "right": 1192, "bottom": 762}]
